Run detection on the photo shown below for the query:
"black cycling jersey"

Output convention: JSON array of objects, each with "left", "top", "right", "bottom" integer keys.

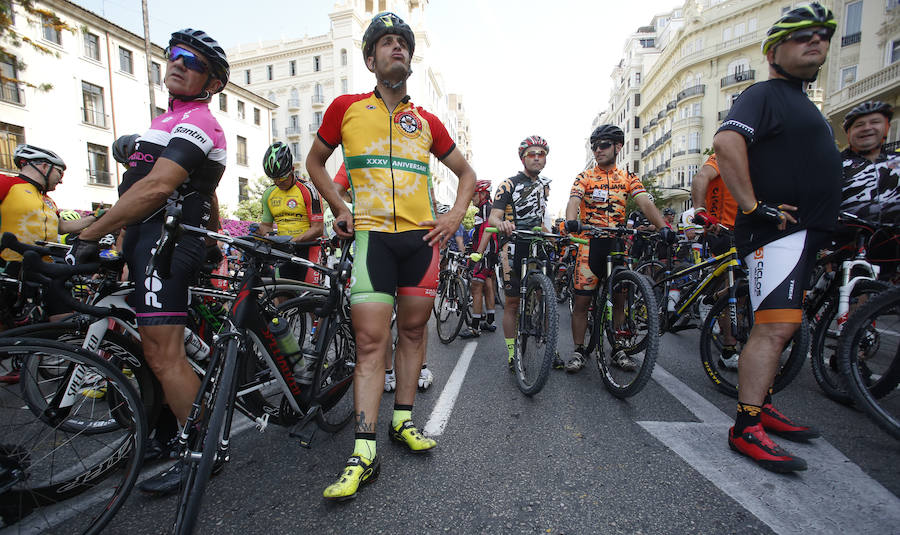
[
  {"left": 718, "top": 78, "right": 841, "bottom": 257},
  {"left": 492, "top": 172, "right": 550, "bottom": 230}
]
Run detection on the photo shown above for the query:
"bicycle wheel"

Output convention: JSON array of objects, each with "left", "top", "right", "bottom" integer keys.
[
  {"left": 173, "top": 338, "right": 238, "bottom": 535},
  {"left": 435, "top": 275, "right": 466, "bottom": 344},
  {"left": 810, "top": 280, "right": 888, "bottom": 405},
  {"left": 593, "top": 270, "right": 660, "bottom": 398},
  {"left": 514, "top": 273, "right": 557, "bottom": 396},
  {"left": 315, "top": 322, "right": 356, "bottom": 432},
  {"left": 0, "top": 338, "right": 146, "bottom": 535},
  {"left": 699, "top": 282, "right": 808, "bottom": 397},
  {"left": 554, "top": 264, "right": 570, "bottom": 304},
  {"left": 837, "top": 285, "right": 900, "bottom": 439}
]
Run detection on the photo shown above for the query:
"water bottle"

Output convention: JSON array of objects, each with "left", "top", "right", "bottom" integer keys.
[
  {"left": 183, "top": 328, "right": 211, "bottom": 361},
  {"left": 667, "top": 288, "right": 681, "bottom": 313},
  {"left": 268, "top": 317, "right": 311, "bottom": 384},
  {"left": 698, "top": 295, "right": 713, "bottom": 323}
]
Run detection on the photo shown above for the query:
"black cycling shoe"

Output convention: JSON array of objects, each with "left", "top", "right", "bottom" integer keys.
[
  {"left": 143, "top": 436, "right": 179, "bottom": 463},
  {"left": 138, "top": 456, "right": 226, "bottom": 496}
]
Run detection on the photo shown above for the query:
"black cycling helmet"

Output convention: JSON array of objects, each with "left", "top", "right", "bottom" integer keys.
[
  {"left": 663, "top": 207, "right": 676, "bottom": 216},
  {"left": 169, "top": 29, "right": 229, "bottom": 96},
  {"left": 112, "top": 134, "right": 139, "bottom": 165},
  {"left": 590, "top": 125, "right": 625, "bottom": 146},
  {"left": 843, "top": 101, "right": 894, "bottom": 132},
  {"left": 262, "top": 142, "right": 294, "bottom": 179},
  {"left": 362, "top": 12, "right": 415, "bottom": 61}
]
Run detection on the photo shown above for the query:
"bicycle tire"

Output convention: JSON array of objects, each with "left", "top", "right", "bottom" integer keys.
[
  {"left": 554, "top": 264, "right": 570, "bottom": 304},
  {"left": 593, "top": 269, "right": 660, "bottom": 398},
  {"left": 173, "top": 338, "right": 239, "bottom": 535},
  {"left": 699, "top": 282, "right": 809, "bottom": 397},
  {"left": 315, "top": 322, "right": 356, "bottom": 432},
  {"left": 0, "top": 337, "right": 146, "bottom": 535},
  {"left": 837, "top": 285, "right": 900, "bottom": 439},
  {"left": 810, "top": 280, "right": 888, "bottom": 405},
  {"left": 435, "top": 275, "right": 466, "bottom": 344},
  {"left": 514, "top": 273, "right": 557, "bottom": 396}
]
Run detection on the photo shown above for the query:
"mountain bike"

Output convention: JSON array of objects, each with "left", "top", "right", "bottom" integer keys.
[{"left": 434, "top": 249, "right": 471, "bottom": 344}]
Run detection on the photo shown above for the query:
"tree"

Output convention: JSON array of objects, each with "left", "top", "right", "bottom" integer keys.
[
  {"left": 1, "top": 1, "right": 74, "bottom": 91},
  {"left": 625, "top": 175, "right": 667, "bottom": 216},
  {"left": 229, "top": 175, "right": 270, "bottom": 221}
]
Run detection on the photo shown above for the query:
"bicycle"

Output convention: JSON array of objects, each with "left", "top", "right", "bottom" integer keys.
[{"left": 434, "top": 249, "right": 471, "bottom": 344}]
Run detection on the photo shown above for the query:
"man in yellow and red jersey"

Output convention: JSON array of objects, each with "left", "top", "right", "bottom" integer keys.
[
  {"left": 258, "top": 142, "right": 324, "bottom": 284},
  {"left": 306, "top": 11, "right": 476, "bottom": 500},
  {"left": 563, "top": 124, "right": 673, "bottom": 373}
]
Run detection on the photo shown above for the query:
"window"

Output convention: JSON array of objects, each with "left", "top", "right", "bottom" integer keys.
[
  {"left": 238, "top": 177, "right": 249, "bottom": 201},
  {"left": 41, "top": 15, "right": 61, "bottom": 45},
  {"left": 0, "top": 122, "right": 25, "bottom": 171},
  {"left": 313, "top": 111, "right": 323, "bottom": 129},
  {"left": 290, "top": 114, "right": 300, "bottom": 130},
  {"left": 81, "top": 81, "right": 106, "bottom": 127},
  {"left": 313, "top": 56, "right": 321, "bottom": 72},
  {"left": 840, "top": 65, "right": 858, "bottom": 88},
  {"left": 236, "top": 136, "right": 247, "bottom": 165},
  {"left": 151, "top": 62, "right": 161, "bottom": 86},
  {"left": 119, "top": 47, "right": 133, "bottom": 74},
  {"left": 692, "top": 102, "right": 701, "bottom": 117},
  {"left": 237, "top": 100, "right": 245, "bottom": 120},
  {"left": 634, "top": 116, "right": 640, "bottom": 129},
  {"left": 219, "top": 93, "right": 227, "bottom": 112},
  {"left": 253, "top": 107, "right": 260, "bottom": 125},
  {"left": 290, "top": 142, "right": 300, "bottom": 159},
  {"left": 635, "top": 72, "right": 641, "bottom": 84},
  {"left": 0, "top": 55, "right": 23, "bottom": 105},
  {"left": 723, "top": 27, "right": 732, "bottom": 41},
  {"left": 84, "top": 31, "right": 100, "bottom": 60},
  {"left": 734, "top": 22, "right": 745, "bottom": 37},
  {"left": 267, "top": 65, "right": 273, "bottom": 80},
  {"left": 634, "top": 138, "right": 640, "bottom": 150},
  {"left": 271, "top": 118, "right": 277, "bottom": 138},
  {"left": 634, "top": 93, "right": 641, "bottom": 106},
  {"left": 87, "top": 143, "right": 111, "bottom": 186},
  {"left": 748, "top": 18, "right": 757, "bottom": 33},
  {"left": 688, "top": 132, "right": 700, "bottom": 151},
  {"left": 687, "top": 164, "right": 699, "bottom": 181},
  {"left": 632, "top": 160, "right": 640, "bottom": 173},
  {"left": 844, "top": 1, "right": 863, "bottom": 36},
  {"left": 290, "top": 60, "right": 296, "bottom": 76},
  {"left": 155, "top": 106, "right": 165, "bottom": 117},
  {"left": 245, "top": 69, "right": 251, "bottom": 84},
  {"left": 341, "top": 78, "right": 348, "bottom": 94},
  {"left": 341, "top": 49, "right": 348, "bottom": 66},
  {"left": 890, "top": 40, "right": 900, "bottom": 64}
]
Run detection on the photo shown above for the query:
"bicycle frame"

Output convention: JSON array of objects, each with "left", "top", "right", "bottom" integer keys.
[{"left": 657, "top": 246, "right": 742, "bottom": 323}]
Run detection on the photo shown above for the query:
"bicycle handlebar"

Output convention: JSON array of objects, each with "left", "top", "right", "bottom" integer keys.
[{"left": 1, "top": 232, "right": 59, "bottom": 259}]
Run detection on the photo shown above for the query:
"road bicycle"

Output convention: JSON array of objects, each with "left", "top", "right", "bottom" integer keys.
[{"left": 434, "top": 249, "right": 472, "bottom": 344}]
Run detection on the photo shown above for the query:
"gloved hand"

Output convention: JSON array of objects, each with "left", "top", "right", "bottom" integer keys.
[
  {"left": 65, "top": 237, "right": 100, "bottom": 265},
  {"left": 565, "top": 220, "right": 581, "bottom": 233},
  {"left": 469, "top": 252, "right": 483, "bottom": 263},
  {"left": 743, "top": 201, "right": 785, "bottom": 226},
  {"left": 693, "top": 210, "right": 719, "bottom": 227},
  {"left": 659, "top": 226, "right": 677, "bottom": 245}
]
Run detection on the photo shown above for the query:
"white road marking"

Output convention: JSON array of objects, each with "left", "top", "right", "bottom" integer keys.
[
  {"left": 424, "top": 341, "right": 477, "bottom": 436},
  {"left": 640, "top": 364, "right": 900, "bottom": 535}
]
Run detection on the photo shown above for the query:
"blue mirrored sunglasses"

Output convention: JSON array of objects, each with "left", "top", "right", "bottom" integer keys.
[{"left": 166, "top": 46, "right": 208, "bottom": 74}]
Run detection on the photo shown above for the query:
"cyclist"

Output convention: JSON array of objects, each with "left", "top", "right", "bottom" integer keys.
[
  {"left": 488, "top": 135, "right": 553, "bottom": 369},
  {"left": 626, "top": 208, "right": 654, "bottom": 262},
  {"left": 306, "top": 11, "right": 476, "bottom": 500},
  {"left": 461, "top": 179, "right": 499, "bottom": 338},
  {"left": 563, "top": 124, "right": 674, "bottom": 373},
  {"left": 714, "top": 3, "right": 839, "bottom": 472},
  {"left": 68, "top": 28, "right": 230, "bottom": 492},
  {"left": 841, "top": 101, "right": 892, "bottom": 174},
  {"left": 258, "top": 141, "right": 324, "bottom": 284}
]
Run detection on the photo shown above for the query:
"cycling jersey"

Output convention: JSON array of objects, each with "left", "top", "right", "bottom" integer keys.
[
  {"left": 120, "top": 98, "right": 227, "bottom": 227},
  {"left": 701, "top": 155, "right": 738, "bottom": 229},
  {"left": 0, "top": 173, "right": 58, "bottom": 262},
  {"left": 317, "top": 89, "right": 456, "bottom": 233},
  {"left": 492, "top": 172, "right": 550, "bottom": 230},
  {"left": 842, "top": 147, "right": 889, "bottom": 181},
  {"left": 570, "top": 166, "right": 647, "bottom": 229},
  {"left": 260, "top": 181, "right": 323, "bottom": 236},
  {"left": 717, "top": 79, "right": 841, "bottom": 257},
  {"left": 841, "top": 152, "right": 899, "bottom": 224}
]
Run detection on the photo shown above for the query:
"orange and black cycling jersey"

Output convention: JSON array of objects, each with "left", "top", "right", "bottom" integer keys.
[
  {"left": 317, "top": 89, "right": 455, "bottom": 233},
  {"left": 702, "top": 155, "right": 738, "bottom": 229},
  {"left": 570, "top": 165, "right": 647, "bottom": 229}
]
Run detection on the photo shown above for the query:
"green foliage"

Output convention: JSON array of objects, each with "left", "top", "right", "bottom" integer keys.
[
  {"left": 626, "top": 175, "right": 666, "bottom": 216},
  {"left": 233, "top": 199, "right": 262, "bottom": 221}
]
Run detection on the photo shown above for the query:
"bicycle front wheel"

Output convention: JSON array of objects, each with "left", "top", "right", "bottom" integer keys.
[
  {"left": 514, "top": 273, "right": 558, "bottom": 396},
  {"left": 435, "top": 275, "right": 466, "bottom": 344},
  {"left": 837, "top": 285, "right": 900, "bottom": 439},
  {"left": 315, "top": 322, "right": 356, "bottom": 432},
  {"left": 0, "top": 337, "right": 146, "bottom": 535},
  {"left": 594, "top": 270, "right": 660, "bottom": 398}
]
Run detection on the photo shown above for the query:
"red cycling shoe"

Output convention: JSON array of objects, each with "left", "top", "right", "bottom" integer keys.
[
  {"left": 761, "top": 404, "right": 820, "bottom": 441},
  {"left": 729, "top": 424, "right": 808, "bottom": 473}
]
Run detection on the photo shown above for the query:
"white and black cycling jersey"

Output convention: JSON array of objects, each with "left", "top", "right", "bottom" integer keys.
[
  {"left": 492, "top": 172, "right": 550, "bottom": 230},
  {"left": 841, "top": 154, "right": 900, "bottom": 224}
]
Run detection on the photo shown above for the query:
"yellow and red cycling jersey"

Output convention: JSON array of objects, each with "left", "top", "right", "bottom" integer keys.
[
  {"left": 317, "top": 89, "right": 456, "bottom": 233},
  {"left": 570, "top": 166, "right": 647, "bottom": 229},
  {"left": 702, "top": 155, "right": 738, "bottom": 229},
  {"left": 260, "top": 181, "right": 323, "bottom": 237},
  {"left": 0, "top": 173, "right": 59, "bottom": 262}
]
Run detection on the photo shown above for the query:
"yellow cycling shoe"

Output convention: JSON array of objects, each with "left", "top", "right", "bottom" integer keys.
[
  {"left": 389, "top": 420, "right": 436, "bottom": 453},
  {"left": 323, "top": 454, "right": 380, "bottom": 501}
]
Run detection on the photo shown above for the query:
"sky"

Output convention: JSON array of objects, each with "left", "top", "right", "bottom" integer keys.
[{"left": 71, "top": 0, "right": 681, "bottom": 214}]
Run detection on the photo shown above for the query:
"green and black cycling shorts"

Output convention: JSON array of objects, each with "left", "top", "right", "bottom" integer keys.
[{"left": 350, "top": 230, "right": 440, "bottom": 305}]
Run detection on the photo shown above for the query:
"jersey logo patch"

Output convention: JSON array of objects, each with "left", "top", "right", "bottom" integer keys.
[
  {"left": 366, "top": 104, "right": 377, "bottom": 110},
  {"left": 287, "top": 199, "right": 298, "bottom": 209},
  {"left": 394, "top": 111, "right": 422, "bottom": 139}
]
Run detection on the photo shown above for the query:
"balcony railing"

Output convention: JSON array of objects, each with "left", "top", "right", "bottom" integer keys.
[
  {"left": 82, "top": 107, "right": 109, "bottom": 128},
  {"left": 676, "top": 84, "right": 706, "bottom": 102},
  {"left": 236, "top": 153, "right": 248, "bottom": 166},
  {"left": 657, "top": 110, "right": 666, "bottom": 120},
  {"left": 831, "top": 62, "right": 900, "bottom": 104},
  {"left": 672, "top": 150, "right": 686, "bottom": 158},
  {"left": 649, "top": 118, "right": 658, "bottom": 127},
  {"left": 309, "top": 121, "right": 322, "bottom": 132},
  {"left": 0, "top": 81, "right": 24, "bottom": 105},
  {"left": 720, "top": 70, "right": 755, "bottom": 88},
  {"left": 287, "top": 98, "right": 300, "bottom": 110},
  {"left": 311, "top": 94, "right": 325, "bottom": 106},
  {"left": 718, "top": 109, "right": 731, "bottom": 121},
  {"left": 673, "top": 116, "right": 703, "bottom": 130},
  {"left": 285, "top": 126, "right": 302, "bottom": 137},
  {"left": 87, "top": 169, "right": 112, "bottom": 186},
  {"left": 642, "top": 125, "right": 651, "bottom": 134},
  {"left": 666, "top": 100, "right": 677, "bottom": 112},
  {"left": 841, "top": 32, "right": 861, "bottom": 47},
  {"left": 688, "top": 148, "right": 701, "bottom": 154}
]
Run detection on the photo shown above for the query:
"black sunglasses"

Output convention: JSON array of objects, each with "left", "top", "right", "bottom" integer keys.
[
  {"left": 166, "top": 46, "right": 209, "bottom": 74},
  {"left": 786, "top": 27, "right": 834, "bottom": 44},
  {"left": 592, "top": 141, "right": 614, "bottom": 150}
]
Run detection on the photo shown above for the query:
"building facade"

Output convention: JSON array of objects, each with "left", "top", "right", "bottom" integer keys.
[{"left": 226, "top": 0, "right": 470, "bottom": 206}]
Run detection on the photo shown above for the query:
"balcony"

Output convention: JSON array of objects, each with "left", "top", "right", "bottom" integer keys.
[
  {"left": 673, "top": 116, "right": 703, "bottom": 130},
  {"left": 672, "top": 150, "right": 686, "bottom": 158},
  {"left": 82, "top": 108, "right": 109, "bottom": 128},
  {"left": 87, "top": 168, "right": 112, "bottom": 186},
  {"left": 642, "top": 125, "right": 651, "bottom": 134},
  {"left": 664, "top": 159, "right": 671, "bottom": 170},
  {"left": 841, "top": 32, "right": 861, "bottom": 47},
  {"left": 720, "top": 70, "right": 755, "bottom": 88},
  {"left": 688, "top": 148, "right": 701, "bottom": 154},
  {"left": 309, "top": 121, "right": 322, "bottom": 132},
  {"left": 676, "top": 84, "right": 705, "bottom": 102},
  {"left": 311, "top": 94, "right": 325, "bottom": 107},
  {"left": 287, "top": 98, "right": 300, "bottom": 110},
  {"left": 830, "top": 62, "right": 900, "bottom": 108},
  {"left": 285, "top": 126, "right": 302, "bottom": 138},
  {"left": 649, "top": 118, "right": 658, "bottom": 127},
  {"left": 666, "top": 100, "right": 677, "bottom": 112},
  {"left": 657, "top": 110, "right": 666, "bottom": 120},
  {"left": 0, "top": 81, "right": 24, "bottom": 105},
  {"left": 718, "top": 109, "right": 731, "bottom": 121}
]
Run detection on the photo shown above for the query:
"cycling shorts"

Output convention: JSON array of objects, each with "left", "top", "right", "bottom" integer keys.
[
  {"left": 573, "top": 237, "right": 614, "bottom": 296},
  {"left": 745, "top": 229, "right": 820, "bottom": 324},
  {"left": 500, "top": 239, "right": 530, "bottom": 297},
  {"left": 471, "top": 253, "right": 496, "bottom": 282},
  {"left": 275, "top": 244, "right": 323, "bottom": 285},
  {"left": 350, "top": 230, "right": 439, "bottom": 305},
  {"left": 123, "top": 222, "right": 203, "bottom": 326}
]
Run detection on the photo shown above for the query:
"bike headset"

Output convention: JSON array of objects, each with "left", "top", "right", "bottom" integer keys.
[
  {"left": 13, "top": 144, "right": 67, "bottom": 194},
  {"left": 761, "top": 3, "right": 836, "bottom": 84},
  {"left": 167, "top": 28, "right": 230, "bottom": 103},
  {"left": 362, "top": 12, "right": 415, "bottom": 90}
]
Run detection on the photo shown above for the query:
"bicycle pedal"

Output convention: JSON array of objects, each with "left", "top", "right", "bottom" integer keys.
[{"left": 254, "top": 413, "right": 269, "bottom": 433}]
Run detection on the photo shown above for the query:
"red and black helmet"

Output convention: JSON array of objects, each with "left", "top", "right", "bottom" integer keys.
[
  {"left": 518, "top": 135, "right": 549, "bottom": 159},
  {"left": 475, "top": 179, "right": 492, "bottom": 193}
]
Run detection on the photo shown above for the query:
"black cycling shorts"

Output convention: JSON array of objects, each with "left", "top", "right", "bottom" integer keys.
[
  {"left": 745, "top": 229, "right": 822, "bottom": 324},
  {"left": 573, "top": 237, "right": 615, "bottom": 296},
  {"left": 350, "top": 230, "right": 439, "bottom": 305}
]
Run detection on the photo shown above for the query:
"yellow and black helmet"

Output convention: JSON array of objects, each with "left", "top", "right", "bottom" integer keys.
[{"left": 761, "top": 3, "right": 836, "bottom": 55}]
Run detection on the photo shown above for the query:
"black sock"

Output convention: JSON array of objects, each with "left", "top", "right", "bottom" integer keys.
[
  {"left": 486, "top": 312, "right": 495, "bottom": 324},
  {"left": 734, "top": 402, "right": 762, "bottom": 435},
  {"left": 763, "top": 390, "right": 773, "bottom": 406},
  {"left": 472, "top": 315, "right": 481, "bottom": 330}
]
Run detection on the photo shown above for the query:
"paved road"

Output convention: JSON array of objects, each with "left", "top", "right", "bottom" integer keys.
[{"left": 37, "top": 305, "right": 900, "bottom": 534}]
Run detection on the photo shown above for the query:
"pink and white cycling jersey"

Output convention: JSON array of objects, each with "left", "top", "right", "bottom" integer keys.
[{"left": 119, "top": 98, "right": 227, "bottom": 227}]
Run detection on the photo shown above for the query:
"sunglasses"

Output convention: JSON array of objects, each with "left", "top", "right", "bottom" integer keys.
[
  {"left": 524, "top": 150, "right": 547, "bottom": 159},
  {"left": 786, "top": 27, "right": 834, "bottom": 44},
  {"left": 592, "top": 141, "right": 614, "bottom": 150},
  {"left": 166, "top": 46, "right": 209, "bottom": 74}
]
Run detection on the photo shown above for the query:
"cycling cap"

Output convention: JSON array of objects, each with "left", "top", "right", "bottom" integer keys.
[
  {"left": 590, "top": 125, "right": 625, "bottom": 146},
  {"left": 843, "top": 101, "right": 894, "bottom": 132},
  {"left": 59, "top": 210, "right": 82, "bottom": 221},
  {"left": 169, "top": 29, "right": 229, "bottom": 89},
  {"left": 113, "top": 134, "right": 139, "bottom": 165},
  {"left": 13, "top": 144, "right": 66, "bottom": 170},
  {"left": 761, "top": 3, "right": 836, "bottom": 55},
  {"left": 362, "top": 12, "right": 415, "bottom": 60},
  {"left": 475, "top": 179, "right": 492, "bottom": 193},
  {"left": 262, "top": 142, "right": 294, "bottom": 179},
  {"left": 518, "top": 135, "right": 549, "bottom": 159}
]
